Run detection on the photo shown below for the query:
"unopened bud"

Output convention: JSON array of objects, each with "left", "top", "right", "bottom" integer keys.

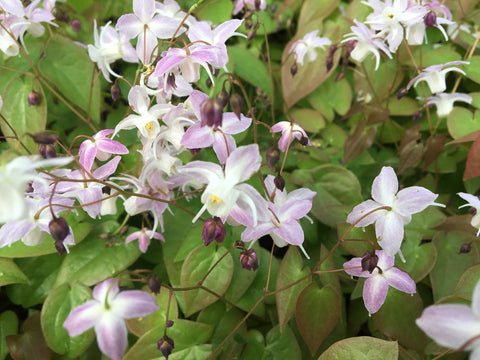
[
  {"left": 216, "top": 89, "right": 230, "bottom": 108},
  {"left": 270, "top": 4, "right": 277, "bottom": 13},
  {"left": 148, "top": 274, "right": 162, "bottom": 294},
  {"left": 335, "top": 70, "right": 346, "bottom": 82},
  {"left": 361, "top": 251, "right": 378, "bottom": 273},
  {"left": 247, "top": 28, "right": 257, "bottom": 41},
  {"left": 245, "top": 19, "right": 253, "bottom": 29},
  {"left": 266, "top": 146, "right": 280, "bottom": 171},
  {"left": 235, "top": 240, "right": 246, "bottom": 249},
  {"left": 413, "top": 110, "right": 423, "bottom": 122},
  {"left": 31, "top": 132, "right": 59, "bottom": 145},
  {"left": 299, "top": 135, "right": 309, "bottom": 146},
  {"left": 229, "top": 93, "right": 243, "bottom": 120},
  {"left": 325, "top": 44, "right": 337, "bottom": 72},
  {"left": 71, "top": 18, "right": 82, "bottom": 32},
  {"left": 158, "top": 336, "right": 174, "bottom": 359},
  {"left": 255, "top": 0, "right": 261, "bottom": 11},
  {"left": 166, "top": 320, "right": 174, "bottom": 327},
  {"left": 344, "top": 40, "right": 356, "bottom": 55},
  {"left": 49, "top": 217, "right": 70, "bottom": 243},
  {"left": 28, "top": 91, "right": 40, "bottom": 106},
  {"left": 274, "top": 175, "right": 285, "bottom": 191},
  {"left": 200, "top": 98, "right": 223, "bottom": 128},
  {"left": 263, "top": 53, "right": 269, "bottom": 62},
  {"left": 397, "top": 87, "right": 408, "bottom": 100},
  {"left": 202, "top": 217, "right": 226, "bottom": 246},
  {"left": 459, "top": 242, "right": 472, "bottom": 254},
  {"left": 55, "top": 11, "right": 70, "bottom": 23},
  {"left": 38, "top": 143, "right": 57, "bottom": 159},
  {"left": 55, "top": 239, "right": 67, "bottom": 256},
  {"left": 239, "top": 249, "right": 258, "bottom": 271},
  {"left": 424, "top": 11, "right": 437, "bottom": 28},
  {"left": 189, "top": 148, "right": 201, "bottom": 156},
  {"left": 111, "top": 84, "right": 121, "bottom": 102},
  {"left": 290, "top": 64, "right": 297, "bottom": 76}
]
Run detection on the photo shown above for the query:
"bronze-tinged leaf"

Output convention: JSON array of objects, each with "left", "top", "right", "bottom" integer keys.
[
  {"left": 365, "top": 104, "right": 390, "bottom": 125},
  {"left": 448, "top": 129, "right": 480, "bottom": 144},
  {"left": 343, "top": 120, "right": 377, "bottom": 164},
  {"left": 424, "top": 134, "right": 446, "bottom": 169},
  {"left": 295, "top": 283, "right": 340, "bottom": 355},
  {"left": 464, "top": 134, "right": 480, "bottom": 180},
  {"left": 398, "top": 140, "right": 424, "bottom": 174},
  {"left": 399, "top": 124, "right": 421, "bottom": 150}
]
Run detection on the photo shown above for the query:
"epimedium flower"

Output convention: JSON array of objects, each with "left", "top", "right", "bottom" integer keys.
[
  {"left": 416, "top": 279, "right": 480, "bottom": 359},
  {"left": 125, "top": 228, "right": 164, "bottom": 253},
  {"left": 63, "top": 278, "right": 158, "bottom": 360},
  {"left": 346, "top": 166, "right": 443, "bottom": 260},
  {"left": 343, "top": 250, "right": 416, "bottom": 314},
  {"left": 424, "top": 92, "right": 472, "bottom": 118},
  {"left": 271, "top": 121, "right": 310, "bottom": 152},
  {"left": 233, "top": 0, "right": 266, "bottom": 15},
  {"left": 458, "top": 192, "right": 480, "bottom": 236},
  {"left": 288, "top": 30, "right": 331, "bottom": 66}
]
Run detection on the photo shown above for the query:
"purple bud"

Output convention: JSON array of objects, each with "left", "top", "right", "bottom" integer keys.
[
  {"left": 166, "top": 320, "right": 174, "bottom": 327},
  {"left": 31, "top": 132, "right": 59, "bottom": 145},
  {"left": 189, "top": 148, "right": 201, "bottom": 156},
  {"left": 55, "top": 239, "right": 67, "bottom": 256},
  {"left": 71, "top": 18, "right": 82, "bottom": 32},
  {"left": 148, "top": 274, "right": 162, "bottom": 294},
  {"left": 55, "top": 12, "right": 70, "bottom": 23},
  {"left": 270, "top": 4, "right": 277, "bottom": 13},
  {"left": 361, "top": 251, "right": 378, "bottom": 273},
  {"left": 424, "top": 11, "right": 437, "bottom": 28},
  {"left": 158, "top": 336, "right": 174, "bottom": 359},
  {"left": 459, "top": 242, "right": 472, "bottom": 254},
  {"left": 38, "top": 143, "right": 57, "bottom": 159},
  {"left": 216, "top": 89, "right": 230, "bottom": 108},
  {"left": 28, "top": 91, "right": 40, "bottom": 106},
  {"left": 274, "top": 175, "right": 285, "bottom": 191},
  {"left": 202, "top": 217, "right": 226, "bottom": 246},
  {"left": 111, "top": 84, "right": 121, "bottom": 102},
  {"left": 325, "top": 44, "right": 337, "bottom": 72},
  {"left": 263, "top": 53, "right": 269, "bottom": 62},
  {"left": 413, "top": 110, "right": 423, "bottom": 122},
  {"left": 266, "top": 146, "right": 280, "bottom": 171},
  {"left": 290, "top": 64, "right": 297, "bottom": 76},
  {"left": 255, "top": 0, "right": 261, "bottom": 11},
  {"left": 245, "top": 19, "right": 253, "bottom": 30},
  {"left": 299, "top": 135, "right": 309, "bottom": 146},
  {"left": 247, "top": 28, "right": 257, "bottom": 41},
  {"left": 200, "top": 98, "right": 223, "bottom": 128},
  {"left": 49, "top": 217, "right": 70, "bottom": 243},
  {"left": 239, "top": 249, "right": 258, "bottom": 271},
  {"left": 344, "top": 40, "right": 356, "bottom": 55},
  {"left": 229, "top": 93, "right": 243, "bottom": 120},
  {"left": 397, "top": 87, "right": 408, "bottom": 100}
]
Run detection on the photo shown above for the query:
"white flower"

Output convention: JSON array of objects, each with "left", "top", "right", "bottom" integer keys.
[
  {"left": 407, "top": 61, "right": 469, "bottom": 94},
  {"left": 289, "top": 30, "right": 331, "bottom": 66},
  {"left": 425, "top": 92, "right": 472, "bottom": 117}
]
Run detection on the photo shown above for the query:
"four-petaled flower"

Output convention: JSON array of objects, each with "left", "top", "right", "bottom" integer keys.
[
  {"left": 407, "top": 60, "right": 469, "bottom": 94},
  {"left": 343, "top": 250, "right": 416, "bottom": 314},
  {"left": 425, "top": 92, "right": 472, "bottom": 117},
  {"left": 289, "top": 30, "right": 331, "bottom": 66},
  {"left": 63, "top": 278, "right": 158, "bottom": 360},
  {"left": 271, "top": 121, "right": 310, "bottom": 152},
  {"left": 125, "top": 228, "right": 165, "bottom": 253},
  {"left": 458, "top": 192, "right": 480, "bottom": 236}
]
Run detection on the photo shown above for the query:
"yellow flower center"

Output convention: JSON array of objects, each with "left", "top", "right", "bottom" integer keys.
[
  {"left": 211, "top": 195, "right": 222, "bottom": 204},
  {"left": 146, "top": 121, "right": 154, "bottom": 132}
]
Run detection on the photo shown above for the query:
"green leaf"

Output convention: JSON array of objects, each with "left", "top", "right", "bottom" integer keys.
[
  {"left": 454, "top": 265, "right": 480, "bottom": 301},
  {"left": 67, "top": 0, "right": 93, "bottom": 12},
  {"left": 321, "top": 122, "right": 347, "bottom": 147},
  {"left": 405, "top": 206, "right": 446, "bottom": 238},
  {"left": 465, "top": 56, "right": 480, "bottom": 85},
  {"left": 229, "top": 46, "right": 272, "bottom": 99},
  {"left": 123, "top": 320, "right": 213, "bottom": 360},
  {"left": 338, "top": 222, "right": 377, "bottom": 257},
  {"left": 6, "top": 254, "right": 63, "bottom": 308},
  {"left": 308, "top": 77, "right": 352, "bottom": 121},
  {"left": 40, "top": 283, "right": 94, "bottom": 357},
  {"left": 0, "top": 76, "right": 46, "bottom": 153},
  {"left": 0, "top": 258, "right": 28, "bottom": 286},
  {"left": 318, "top": 336, "right": 398, "bottom": 360},
  {"left": 54, "top": 227, "right": 142, "bottom": 287},
  {"left": 276, "top": 247, "right": 311, "bottom": 331},
  {"left": 0, "top": 311, "right": 18, "bottom": 360},
  {"left": 296, "top": 283, "right": 340, "bottom": 354},
  {"left": 430, "top": 231, "right": 478, "bottom": 301},
  {"left": 298, "top": 0, "right": 340, "bottom": 26},
  {"left": 447, "top": 107, "right": 480, "bottom": 140},
  {"left": 181, "top": 245, "right": 233, "bottom": 316},
  {"left": 397, "top": 232, "right": 437, "bottom": 282},
  {"left": 377, "top": 119, "right": 405, "bottom": 143},
  {"left": 240, "top": 330, "right": 265, "bottom": 360},
  {"left": 289, "top": 108, "right": 325, "bottom": 133},
  {"left": 385, "top": 97, "right": 419, "bottom": 116},
  {"left": 38, "top": 35, "right": 100, "bottom": 123},
  {"left": 224, "top": 248, "right": 257, "bottom": 304},
  {"left": 194, "top": 0, "right": 233, "bottom": 23},
  {"left": 263, "top": 325, "right": 302, "bottom": 360},
  {"left": 373, "top": 289, "right": 425, "bottom": 353}
]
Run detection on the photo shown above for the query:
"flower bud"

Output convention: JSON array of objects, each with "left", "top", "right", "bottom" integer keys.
[
  {"left": 49, "top": 217, "right": 70, "bottom": 243},
  {"left": 167, "top": 73, "right": 177, "bottom": 90},
  {"left": 239, "top": 249, "right": 258, "bottom": 271},
  {"left": 111, "top": 84, "right": 121, "bottom": 102},
  {"left": 31, "top": 132, "right": 59, "bottom": 145},
  {"left": 71, "top": 19, "right": 82, "bottom": 32},
  {"left": 270, "top": 4, "right": 277, "bottom": 13},
  {"left": 361, "top": 251, "right": 378, "bottom": 273},
  {"left": 469, "top": 207, "right": 477, "bottom": 216},
  {"left": 28, "top": 91, "right": 40, "bottom": 106},
  {"left": 247, "top": 28, "right": 257, "bottom": 41},
  {"left": 189, "top": 148, "right": 201, "bottom": 156},
  {"left": 200, "top": 98, "right": 223, "bottom": 128},
  {"left": 245, "top": 19, "right": 253, "bottom": 30},
  {"left": 274, "top": 174, "right": 285, "bottom": 191},
  {"left": 324, "top": 44, "right": 337, "bottom": 72},
  {"left": 38, "top": 143, "right": 57, "bottom": 159},
  {"left": 299, "top": 135, "right": 309, "bottom": 146},
  {"left": 202, "top": 217, "right": 226, "bottom": 246},
  {"left": 158, "top": 336, "right": 174, "bottom": 359},
  {"left": 459, "top": 242, "right": 472, "bottom": 254},
  {"left": 55, "top": 11, "right": 70, "bottom": 23},
  {"left": 397, "top": 87, "right": 408, "bottom": 100},
  {"left": 335, "top": 70, "right": 346, "bottom": 82},
  {"left": 216, "top": 89, "right": 230, "bottom": 108},
  {"left": 413, "top": 110, "right": 423, "bottom": 122},
  {"left": 290, "top": 64, "right": 297, "bottom": 77},
  {"left": 255, "top": 0, "right": 261, "bottom": 11},
  {"left": 424, "top": 11, "right": 437, "bottom": 28},
  {"left": 266, "top": 146, "right": 280, "bottom": 171},
  {"left": 148, "top": 274, "right": 162, "bottom": 294},
  {"left": 55, "top": 239, "right": 67, "bottom": 256},
  {"left": 229, "top": 93, "right": 243, "bottom": 120},
  {"left": 166, "top": 320, "right": 174, "bottom": 327}
]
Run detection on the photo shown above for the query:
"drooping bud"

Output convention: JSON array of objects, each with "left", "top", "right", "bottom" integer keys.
[
  {"left": 263, "top": 53, "right": 269, "bottom": 62},
  {"left": 397, "top": 87, "right": 408, "bottom": 100},
  {"left": 148, "top": 274, "right": 162, "bottom": 294},
  {"left": 270, "top": 4, "right": 277, "bottom": 13},
  {"left": 245, "top": 19, "right": 253, "bottom": 30},
  {"left": 266, "top": 146, "right": 280, "bottom": 171},
  {"left": 55, "top": 11, "right": 70, "bottom": 23},
  {"left": 216, "top": 89, "right": 230, "bottom": 108},
  {"left": 55, "top": 239, "right": 67, "bottom": 256},
  {"left": 111, "top": 84, "right": 121, "bottom": 102},
  {"left": 200, "top": 98, "right": 223, "bottom": 128},
  {"left": 424, "top": 11, "right": 437, "bottom": 28},
  {"left": 459, "top": 242, "right": 472, "bottom": 254},
  {"left": 28, "top": 91, "right": 40, "bottom": 106},
  {"left": 255, "top": 0, "right": 261, "bottom": 11},
  {"left": 166, "top": 320, "right": 174, "bottom": 327},
  {"left": 299, "top": 135, "right": 309, "bottom": 146},
  {"left": 49, "top": 217, "right": 70, "bottom": 243},
  {"left": 158, "top": 336, "right": 174, "bottom": 359},
  {"left": 202, "top": 217, "right": 226, "bottom": 246},
  {"left": 38, "top": 143, "right": 57, "bottom": 159},
  {"left": 274, "top": 174, "right": 285, "bottom": 191},
  {"left": 229, "top": 93, "right": 243, "bottom": 120},
  {"left": 31, "top": 132, "right": 59, "bottom": 145},
  {"left": 290, "top": 64, "right": 297, "bottom": 76},
  {"left": 246, "top": 24, "right": 258, "bottom": 41},
  {"left": 361, "top": 251, "right": 378, "bottom": 273},
  {"left": 413, "top": 110, "right": 423, "bottom": 122},
  {"left": 335, "top": 71, "right": 345, "bottom": 82},
  {"left": 71, "top": 18, "right": 82, "bottom": 32},
  {"left": 189, "top": 148, "right": 201, "bottom": 156},
  {"left": 239, "top": 249, "right": 258, "bottom": 271},
  {"left": 324, "top": 44, "right": 338, "bottom": 72}
]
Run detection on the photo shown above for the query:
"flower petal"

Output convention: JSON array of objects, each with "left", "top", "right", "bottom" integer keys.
[
  {"left": 383, "top": 267, "right": 416, "bottom": 294},
  {"left": 371, "top": 167, "right": 398, "bottom": 206},
  {"left": 375, "top": 211, "right": 404, "bottom": 257},
  {"left": 111, "top": 290, "right": 158, "bottom": 318},
  {"left": 272, "top": 220, "right": 304, "bottom": 246},
  {"left": 363, "top": 276, "right": 389, "bottom": 314},
  {"left": 63, "top": 300, "right": 102, "bottom": 336},
  {"left": 343, "top": 257, "right": 369, "bottom": 278},
  {"left": 224, "top": 144, "right": 261, "bottom": 184},
  {"left": 395, "top": 186, "right": 438, "bottom": 216},
  {"left": 346, "top": 200, "right": 385, "bottom": 228},
  {"left": 94, "top": 313, "right": 127, "bottom": 360}
]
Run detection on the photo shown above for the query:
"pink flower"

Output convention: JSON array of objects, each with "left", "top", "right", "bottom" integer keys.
[
  {"left": 271, "top": 121, "right": 310, "bottom": 152},
  {"left": 125, "top": 228, "right": 164, "bottom": 253},
  {"left": 64, "top": 278, "right": 158, "bottom": 360},
  {"left": 289, "top": 30, "right": 331, "bottom": 66},
  {"left": 343, "top": 250, "right": 416, "bottom": 314}
]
